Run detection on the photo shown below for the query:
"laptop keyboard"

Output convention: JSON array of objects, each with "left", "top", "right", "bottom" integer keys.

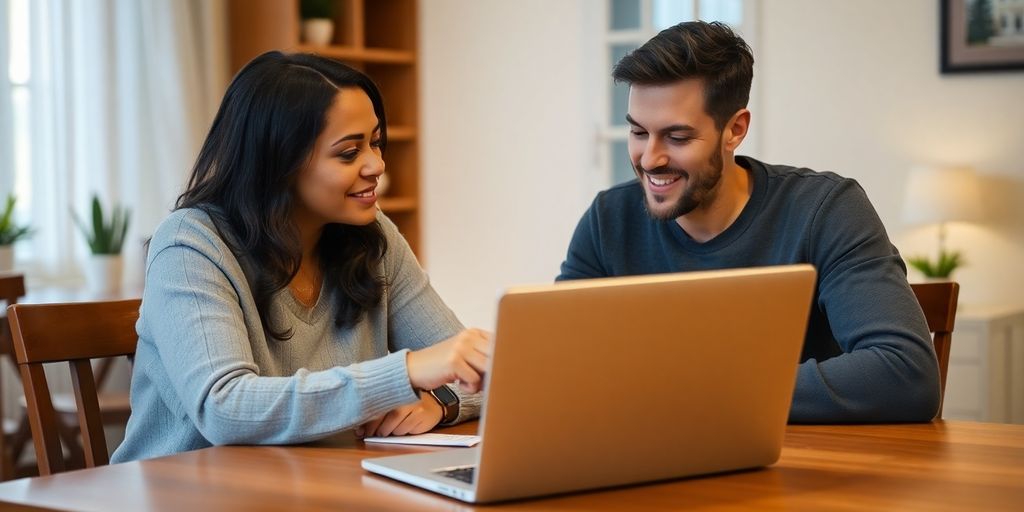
[{"left": 434, "top": 465, "right": 477, "bottom": 484}]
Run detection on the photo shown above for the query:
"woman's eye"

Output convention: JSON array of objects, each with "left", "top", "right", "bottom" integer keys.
[
  {"left": 339, "top": 151, "right": 358, "bottom": 161},
  {"left": 370, "top": 138, "right": 382, "bottom": 148}
]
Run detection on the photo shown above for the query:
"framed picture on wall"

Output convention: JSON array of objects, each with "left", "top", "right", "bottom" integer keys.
[{"left": 941, "top": 0, "right": 1024, "bottom": 73}]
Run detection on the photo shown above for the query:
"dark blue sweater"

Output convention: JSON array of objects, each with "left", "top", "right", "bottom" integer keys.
[{"left": 557, "top": 156, "right": 940, "bottom": 423}]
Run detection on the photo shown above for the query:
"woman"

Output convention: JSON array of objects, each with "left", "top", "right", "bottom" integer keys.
[{"left": 112, "top": 52, "right": 490, "bottom": 463}]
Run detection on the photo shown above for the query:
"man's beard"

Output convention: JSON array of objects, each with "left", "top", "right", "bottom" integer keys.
[{"left": 636, "top": 139, "right": 724, "bottom": 220}]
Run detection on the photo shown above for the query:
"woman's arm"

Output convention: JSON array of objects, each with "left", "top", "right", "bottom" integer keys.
[
  {"left": 142, "top": 221, "right": 420, "bottom": 445},
  {"left": 378, "top": 214, "right": 485, "bottom": 423}
]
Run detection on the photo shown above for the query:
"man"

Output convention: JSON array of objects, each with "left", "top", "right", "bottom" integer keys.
[{"left": 557, "top": 21, "right": 940, "bottom": 422}]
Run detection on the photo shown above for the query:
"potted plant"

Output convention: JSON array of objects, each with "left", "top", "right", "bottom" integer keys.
[
  {"left": 907, "top": 251, "right": 962, "bottom": 281},
  {"left": 300, "top": 0, "right": 335, "bottom": 46},
  {"left": 72, "top": 195, "right": 131, "bottom": 293},
  {"left": 0, "top": 194, "right": 33, "bottom": 272}
]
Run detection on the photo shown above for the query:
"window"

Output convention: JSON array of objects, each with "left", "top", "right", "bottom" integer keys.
[
  {"left": 1, "top": 1, "right": 223, "bottom": 285},
  {"left": 594, "top": 0, "right": 758, "bottom": 186},
  {"left": 3, "top": 0, "right": 33, "bottom": 247}
]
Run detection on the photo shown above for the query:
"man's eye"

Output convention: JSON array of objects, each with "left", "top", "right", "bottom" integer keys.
[
  {"left": 668, "top": 136, "right": 692, "bottom": 144},
  {"left": 630, "top": 130, "right": 647, "bottom": 137}
]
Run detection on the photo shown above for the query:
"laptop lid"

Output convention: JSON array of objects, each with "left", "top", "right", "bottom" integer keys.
[{"left": 365, "top": 264, "right": 816, "bottom": 503}]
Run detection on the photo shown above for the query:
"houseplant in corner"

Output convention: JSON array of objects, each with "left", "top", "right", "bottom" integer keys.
[
  {"left": 300, "top": 0, "right": 335, "bottom": 46},
  {"left": 907, "top": 251, "right": 962, "bottom": 282},
  {"left": 0, "top": 194, "right": 33, "bottom": 272},
  {"left": 72, "top": 194, "right": 130, "bottom": 293}
]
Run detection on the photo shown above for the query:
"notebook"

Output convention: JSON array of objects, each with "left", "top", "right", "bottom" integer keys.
[{"left": 362, "top": 265, "right": 816, "bottom": 503}]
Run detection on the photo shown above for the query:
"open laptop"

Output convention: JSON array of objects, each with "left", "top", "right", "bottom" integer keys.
[{"left": 362, "top": 264, "right": 816, "bottom": 503}]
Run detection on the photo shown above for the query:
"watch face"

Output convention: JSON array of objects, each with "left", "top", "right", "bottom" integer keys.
[{"left": 432, "top": 385, "right": 458, "bottom": 406}]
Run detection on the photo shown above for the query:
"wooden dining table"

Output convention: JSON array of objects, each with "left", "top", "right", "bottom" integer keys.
[{"left": 0, "top": 420, "right": 1020, "bottom": 511}]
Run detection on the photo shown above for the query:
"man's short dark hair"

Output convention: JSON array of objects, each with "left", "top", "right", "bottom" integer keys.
[{"left": 612, "top": 21, "right": 753, "bottom": 130}]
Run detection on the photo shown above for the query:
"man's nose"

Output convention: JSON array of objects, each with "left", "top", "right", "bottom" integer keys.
[{"left": 639, "top": 140, "right": 669, "bottom": 171}]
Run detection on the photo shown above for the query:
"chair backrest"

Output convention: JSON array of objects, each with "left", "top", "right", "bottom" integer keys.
[
  {"left": 0, "top": 274, "right": 26, "bottom": 480},
  {"left": 0, "top": 273, "right": 26, "bottom": 302},
  {"left": 0, "top": 273, "right": 26, "bottom": 358},
  {"left": 6, "top": 299, "right": 141, "bottom": 475},
  {"left": 910, "top": 282, "right": 959, "bottom": 419}
]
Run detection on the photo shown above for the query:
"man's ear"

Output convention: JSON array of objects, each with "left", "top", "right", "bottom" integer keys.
[{"left": 722, "top": 109, "right": 750, "bottom": 152}]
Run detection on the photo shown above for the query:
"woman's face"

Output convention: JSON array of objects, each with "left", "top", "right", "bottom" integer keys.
[{"left": 293, "top": 87, "right": 384, "bottom": 228}]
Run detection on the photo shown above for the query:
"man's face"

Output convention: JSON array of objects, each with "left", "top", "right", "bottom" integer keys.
[{"left": 626, "top": 79, "right": 725, "bottom": 220}]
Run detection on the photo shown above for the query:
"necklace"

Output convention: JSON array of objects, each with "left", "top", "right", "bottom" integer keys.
[{"left": 289, "top": 269, "right": 322, "bottom": 307}]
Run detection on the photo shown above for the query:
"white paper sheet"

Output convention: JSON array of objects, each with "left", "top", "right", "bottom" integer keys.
[{"left": 362, "top": 433, "right": 481, "bottom": 447}]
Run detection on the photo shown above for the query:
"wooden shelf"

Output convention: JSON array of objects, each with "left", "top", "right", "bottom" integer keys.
[
  {"left": 227, "top": 0, "right": 421, "bottom": 257},
  {"left": 387, "top": 126, "right": 415, "bottom": 141},
  {"left": 293, "top": 45, "right": 415, "bottom": 64},
  {"left": 377, "top": 197, "right": 417, "bottom": 213}
]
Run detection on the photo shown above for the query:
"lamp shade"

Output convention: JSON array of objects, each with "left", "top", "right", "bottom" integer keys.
[{"left": 901, "top": 166, "right": 982, "bottom": 226}]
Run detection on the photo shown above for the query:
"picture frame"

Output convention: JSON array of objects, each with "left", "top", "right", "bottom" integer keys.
[{"left": 940, "top": 0, "right": 1024, "bottom": 73}]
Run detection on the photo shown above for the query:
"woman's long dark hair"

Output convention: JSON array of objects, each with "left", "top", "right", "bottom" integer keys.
[{"left": 177, "top": 51, "right": 388, "bottom": 340}]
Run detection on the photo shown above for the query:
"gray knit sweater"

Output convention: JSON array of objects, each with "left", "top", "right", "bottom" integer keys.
[{"left": 112, "top": 208, "right": 477, "bottom": 463}]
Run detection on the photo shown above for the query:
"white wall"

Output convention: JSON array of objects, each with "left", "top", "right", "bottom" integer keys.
[
  {"left": 420, "top": 0, "right": 593, "bottom": 328},
  {"left": 757, "top": 0, "right": 1024, "bottom": 307},
  {"left": 420, "top": 0, "right": 1024, "bottom": 328}
]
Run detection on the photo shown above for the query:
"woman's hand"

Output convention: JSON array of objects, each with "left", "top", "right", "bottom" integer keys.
[
  {"left": 406, "top": 328, "right": 492, "bottom": 393},
  {"left": 355, "top": 391, "right": 442, "bottom": 438}
]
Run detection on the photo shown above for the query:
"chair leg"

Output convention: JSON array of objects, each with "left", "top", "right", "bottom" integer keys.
[
  {"left": 0, "top": 438, "right": 10, "bottom": 481},
  {"left": 8, "top": 415, "right": 32, "bottom": 470},
  {"left": 55, "top": 420, "right": 86, "bottom": 471}
]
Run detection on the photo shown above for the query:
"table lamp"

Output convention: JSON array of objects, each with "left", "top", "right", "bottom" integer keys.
[{"left": 901, "top": 166, "right": 981, "bottom": 279}]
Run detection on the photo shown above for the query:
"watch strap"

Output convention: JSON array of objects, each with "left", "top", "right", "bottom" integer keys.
[{"left": 428, "top": 386, "right": 460, "bottom": 425}]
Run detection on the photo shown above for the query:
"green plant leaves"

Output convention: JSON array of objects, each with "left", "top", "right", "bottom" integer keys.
[
  {"left": 300, "top": 0, "right": 334, "bottom": 19},
  {"left": 72, "top": 194, "right": 131, "bottom": 254},
  {"left": 0, "top": 195, "right": 34, "bottom": 245},
  {"left": 907, "top": 250, "right": 963, "bottom": 278}
]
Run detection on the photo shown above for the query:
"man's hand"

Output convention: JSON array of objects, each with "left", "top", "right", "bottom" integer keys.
[{"left": 355, "top": 390, "right": 443, "bottom": 438}]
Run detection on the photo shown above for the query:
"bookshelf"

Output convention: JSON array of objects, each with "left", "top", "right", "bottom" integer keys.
[{"left": 226, "top": 0, "right": 422, "bottom": 256}]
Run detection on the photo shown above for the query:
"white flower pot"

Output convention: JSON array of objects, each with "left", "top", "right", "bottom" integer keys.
[
  {"left": 302, "top": 18, "right": 335, "bottom": 46},
  {"left": 0, "top": 246, "right": 13, "bottom": 272},
  {"left": 85, "top": 254, "right": 124, "bottom": 294}
]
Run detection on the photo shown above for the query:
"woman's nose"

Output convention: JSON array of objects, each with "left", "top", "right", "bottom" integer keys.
[{"left": 363, "top": 153, "right": 385, "bottom": 177}]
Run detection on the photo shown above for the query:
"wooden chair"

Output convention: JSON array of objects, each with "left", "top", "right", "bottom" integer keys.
[
  {"left": 0, "top": 273, "right": 34, "bottom": 480},
  {"left": 910, "top": 282, "right": 960, "bottom": 419},
  {"left": 6, "top": 299, "right": 140, "bottom": 475}
]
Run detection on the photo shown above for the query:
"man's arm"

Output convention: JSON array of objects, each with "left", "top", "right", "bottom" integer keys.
[
  {"left": 557, "top": 200, "right": 609, "bottom": 281},
  {"left": 791, "top": 179, "right": 941, "bottom": 423}
]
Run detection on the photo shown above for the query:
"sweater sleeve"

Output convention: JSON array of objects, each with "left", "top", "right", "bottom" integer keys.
[
  {"left": 790, "top": 179, "right": 941, "bottom": 423},
  {"left": 557, "top": 198, "right": 609, "bottom": 281},
  {"left": 378, "top": 214, "right": 482, "bottom": 423},
  {"left": 142, "top": 219, "right": 419, "bottom": 446}
]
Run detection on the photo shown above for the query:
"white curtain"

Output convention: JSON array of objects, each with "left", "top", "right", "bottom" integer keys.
[
  {"left": 25, "top": 0, "right": 227, "bottom": 286},
  {"left": 0, "top": 1, "right": 13, "bottom": 196},
  {"left": 1, "top": 0, "right": 228, "bottom": 443}
]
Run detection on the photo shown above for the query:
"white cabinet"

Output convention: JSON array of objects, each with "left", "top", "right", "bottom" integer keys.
[{"left": 942, "top": 304, "right": 1024, "bottom": 423}]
